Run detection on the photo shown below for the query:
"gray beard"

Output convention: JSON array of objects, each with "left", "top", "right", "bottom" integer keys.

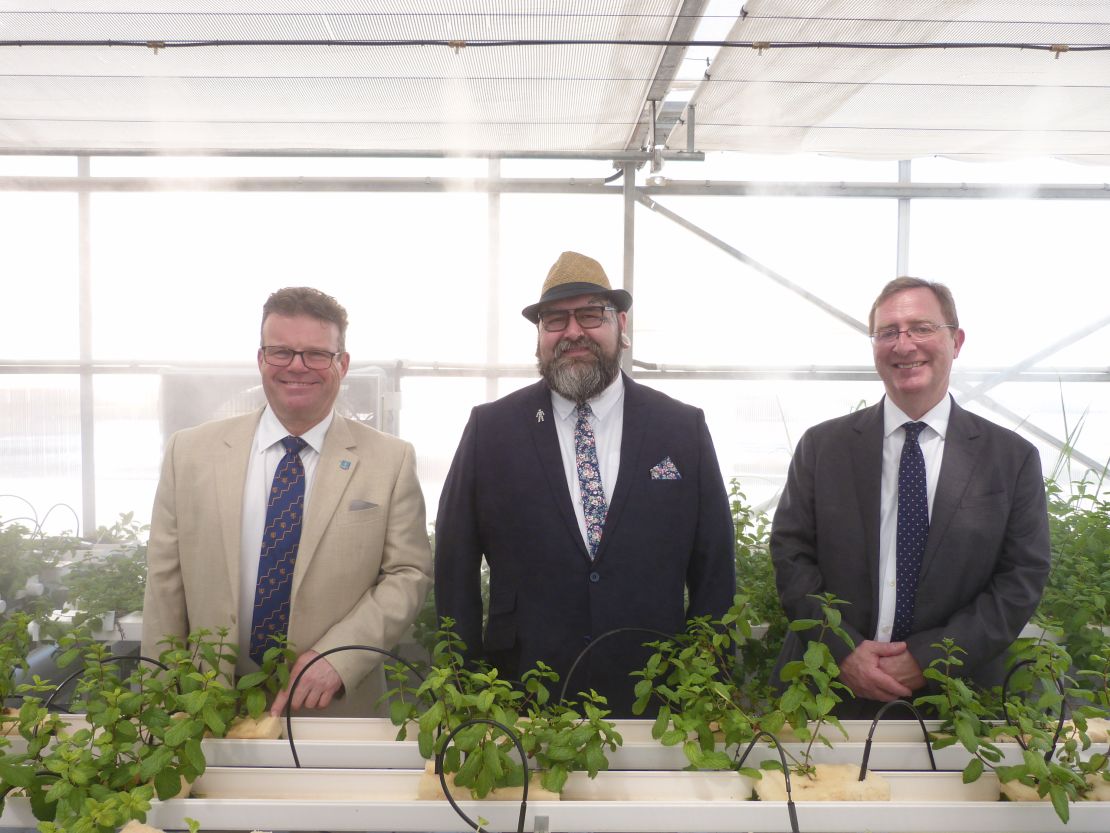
[{"left": 539, "top": 338, "right": 621, "bottom": 403}]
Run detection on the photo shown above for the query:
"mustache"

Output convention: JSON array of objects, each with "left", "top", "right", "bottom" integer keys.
[{"left": 554, "top": 337, "right": 601, "bottom": 359}]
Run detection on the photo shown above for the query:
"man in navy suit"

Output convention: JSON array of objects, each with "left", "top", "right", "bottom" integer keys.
[
  {"left": 434, "top": 251, "right": 735, "bottom": 716},
  {"left": 771, "top": 277, "right": 1051, "bottom": 716}
]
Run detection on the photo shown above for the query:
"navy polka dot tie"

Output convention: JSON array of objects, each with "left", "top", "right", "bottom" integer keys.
[
  {"left": 893, "top": 421, "right": 929, "bottom": 642},
  {"left": 249, "top": 435, "right": 307, "bottom": 664}
]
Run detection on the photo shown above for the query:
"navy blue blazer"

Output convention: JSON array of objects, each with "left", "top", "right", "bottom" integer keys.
[
  {"left": 771, "top": 397, "right": 1051, "bottom": 713},
  {"left": 434, "top": 373, "right": 735, "bottom": 716}
]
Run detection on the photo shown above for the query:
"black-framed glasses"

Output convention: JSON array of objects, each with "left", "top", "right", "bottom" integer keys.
[
  {"left": 538, "top": 305, "right": 616, "bottom": 333},
  {"left": 260, "top": 346, "right": 342, "bottom": 370},
  {"left": 870, "top": 322, "right": 956, "bottom": 345}
]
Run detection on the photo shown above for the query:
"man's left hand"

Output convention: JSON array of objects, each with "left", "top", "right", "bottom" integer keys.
[
  {"left": 270, "top": 650, "right": 344, "bottom": 716},
  {"left": 877, "top": 650, "right": 926, "bottom": 692}
]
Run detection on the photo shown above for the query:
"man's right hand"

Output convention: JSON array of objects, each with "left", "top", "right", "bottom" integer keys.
[{"left": 838, "top": 640, "right": 915, "bottom": 701}]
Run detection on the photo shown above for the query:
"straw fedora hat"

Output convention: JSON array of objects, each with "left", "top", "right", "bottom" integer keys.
[{"left": 521, "top": 251, "right": 633, "bottom": 323}]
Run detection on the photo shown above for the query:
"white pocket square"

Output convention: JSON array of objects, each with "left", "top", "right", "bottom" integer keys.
[{"left": 348, "top": 499, "right": 378, "bottom": 511}]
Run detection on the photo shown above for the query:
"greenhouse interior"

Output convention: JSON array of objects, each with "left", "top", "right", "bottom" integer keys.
[{"left": 2, "top": 2, "right": 1110, "bottom": 832}]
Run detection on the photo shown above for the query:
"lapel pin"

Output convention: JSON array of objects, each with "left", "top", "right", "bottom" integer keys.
[
  {"left": 535, "top": 409, "right": 545, "bottom": 423},
  {"left": 339, "top": 460, "right": 351, "bottom": 470}
]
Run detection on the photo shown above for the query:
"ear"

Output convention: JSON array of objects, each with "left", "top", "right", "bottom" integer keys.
[
  {"left": 336, "top": 351, "right": 351, "bottom": 378},
  {"left": 257, "top": 347, "right": 265, "bottom": 372},
  {"left": 951, "top": 327, "right": 965, "bottom": 358}
]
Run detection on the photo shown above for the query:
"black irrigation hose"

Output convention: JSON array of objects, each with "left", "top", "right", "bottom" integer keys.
[
  {"left": 735, "top": 730, "right": 800, "bottom": 833},
  {"left": 1, "top": 38, "right": 1107, "bottom": 54},
  {"left": 1002, "top": 658, "right": 1067, "bottom": 763},
  {"left": 556, "top": 626, "right": 672, "bottom": 707},
  {"left": 283, "top": 644, "right": 426, "bottom": 768},
  {"left": 858, "top": 699, "right": 936, "bottom": 779},
  {"left": 434, "top": 717, "right": 529, "bottom": 833}
]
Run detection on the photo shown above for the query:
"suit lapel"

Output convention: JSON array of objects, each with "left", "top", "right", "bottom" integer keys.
[
  {"left": 528, "top": 381, "right": 591, "bottom": 561},
  {"left": 920, "top": 399, "right": 981, "bottom": 582},
  {"left": 216, "top": 411, "right": 260, "bottom": 605},
  {"left": 595, "top": 372, "right": 643, "bottom": 561},
  {"left": 851, "top": 402, "right": 885, "bottom": 616},
  {"left": 293, "top": 415, "right": 358, "bottom": 597}
]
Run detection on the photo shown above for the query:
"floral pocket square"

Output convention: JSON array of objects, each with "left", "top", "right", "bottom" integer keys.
[{"left": 650, "top": 457, "right": 682, "bottom": 480}]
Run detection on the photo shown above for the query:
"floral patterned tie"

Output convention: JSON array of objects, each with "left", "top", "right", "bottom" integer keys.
[
  {"left": 575, "top": 403, "right": 608, "bottom": 558},
  {"left": 249, "top": 435, "right": 307, "bottom": 664},
  {"left": 893, "top": 421, "right": 929, "bottom": 642}
]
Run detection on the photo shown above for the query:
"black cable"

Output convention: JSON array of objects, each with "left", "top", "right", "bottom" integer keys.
[{"left": 0, "top": 38, "right": 1106, "bottom": 53}]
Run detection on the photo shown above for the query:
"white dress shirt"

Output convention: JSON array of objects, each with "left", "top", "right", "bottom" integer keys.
[
  {"left": 874, "top": 394, "right": 951, "bottom": 642},
  {"left": 550, "top": 374, "right": 625, "bottom": 553},
  {"left": 237, "top": 406, "right": 334, "bottom": 673}
]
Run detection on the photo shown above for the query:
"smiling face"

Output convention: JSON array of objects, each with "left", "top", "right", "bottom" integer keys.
[
  {"left": 535, "top": 293, "right": 626, "bottom": 403},
  {"left": 872, "top": 287, "right": 964, "bottom": 419},
  {"left": 258, "top": 313, "right": 349, "bottom": 435}
]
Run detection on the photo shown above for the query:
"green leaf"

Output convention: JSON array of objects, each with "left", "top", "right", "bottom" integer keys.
[
  {"left": 0, "top": 762, "right": 36, "bottom": 789},
  {"left": 962, "top": 757, "right": 984, "bottom": 783},
  {"left": 788, "top": 619, "right": 820, "bottom": 632},
  {"left": 138, "top": 745, "right": 174, "bottom": 782},
  {"left": 183, "top": 738, "right": 206, "bottom": 775},
  {"left": 541, "top": 765, "right": 568, "bottom": 795},
  {"left": 236, "top": 671, "right": 269, "bottom": 690},
  {"left": 1049, "top": 785, "right": 1070, "bottom": 824},
  {"left": 660, "top": 728, "right": 687, "bottom": 747},
  {"left": 164, "top": 716, "right": 197, "bottom": 747},
  {"left": 245, "top": 687, "right": 266, "bottom": 719},
  {"left": 154, "top": 766, "right": 183, "bottom": 801}
]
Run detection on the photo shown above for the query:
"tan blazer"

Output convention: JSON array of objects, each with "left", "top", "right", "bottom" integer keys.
[{"left": 141, "top": 409, "right": 433, "bottom": 716}]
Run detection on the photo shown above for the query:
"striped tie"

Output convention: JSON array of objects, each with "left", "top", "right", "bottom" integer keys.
[{"left": 249, "top": 435, "right": 307, "bottom": 664}]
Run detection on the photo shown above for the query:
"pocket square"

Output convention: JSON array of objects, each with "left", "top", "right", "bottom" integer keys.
[
  {"left": 348, "top": 499, "right": 378, "bottom": 511},
  {"left": 650, "top": 457, "right": 682, "bottom": 480}
]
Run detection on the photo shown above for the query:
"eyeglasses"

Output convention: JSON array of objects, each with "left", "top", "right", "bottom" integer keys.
[
  {"left": 538, "top": 305, "right": 616, "bottom": 333},
  {"left": 870, "top": 322, "right": 956, "bottom": 345},
  {"left": 261, "top": 346, "right": 343, "bottom": 370}
]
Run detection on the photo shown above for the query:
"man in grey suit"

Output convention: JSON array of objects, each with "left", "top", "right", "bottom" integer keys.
[
  {"left": 435, "top": 251, "right": 735, "bottom": 716},
  {"left": 142, "top": 287, "right": 432, "bottom": 717},
  {"left": 771, "top": 277, "right": 1050, "bottom": 716}
]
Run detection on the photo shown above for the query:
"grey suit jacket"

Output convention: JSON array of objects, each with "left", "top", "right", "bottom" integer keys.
[
  {"left": 141, "top": 409, "right": 433, "bottom": 716},
  {"left": 771, "top": 396, "right": 1051, "bottom": 706}
]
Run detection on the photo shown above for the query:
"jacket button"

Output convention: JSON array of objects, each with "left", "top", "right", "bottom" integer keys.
[
  {"left": 589, "top": 571, "right": 600, "bottom": 583},
  {"left": 583, "top": 635, "right": 592, "bottom": 644}
]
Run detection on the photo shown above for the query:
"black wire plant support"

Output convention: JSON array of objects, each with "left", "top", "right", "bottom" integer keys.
[
  {"left": 43, "top": 654, "right": 170, "bottom": 711},
  {"left": 734, "top": 730, "right": 801, "bottom": 833},
  {"left": 1002, "top": 657, "right": 1068, "bottom": 763},
  {"left": 556, "top": 626, "right": 671, "bottom": 707},
  {"left": 433, "top": 717, "right": 529, "bottom": 833},
  {"left": 858, "top": 699, "right": 937, "bottom": 778},
  {"left": 41, "top": 655, "right": 170, "bottom": 744},
  {"left": 283, "top": 644, "right": 426, "bottom": 768}
]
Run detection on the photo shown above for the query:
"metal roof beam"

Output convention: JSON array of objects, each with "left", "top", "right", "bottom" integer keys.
[{"left": 624, "top": 0, "right": 710, "bottom": 152}]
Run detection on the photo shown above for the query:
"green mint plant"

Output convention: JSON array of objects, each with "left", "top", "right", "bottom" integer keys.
[
  {"left": 918, "top": 637, "right": 1102, "bottom": 823},
  {"left": 631, "top": 594, "right": 772, "bottom": 775},
  {"left": 773, "top": 593, "right": 855, "bottom": 778},
  {"left": 1039, "top": 479, "right": 1110, "bottom": 675},
  {"left": 729, "top": 483, "right": 788, "bottom": 700},
  {"left": 382, "top": 618, "right": 620, "bottom": 798}
]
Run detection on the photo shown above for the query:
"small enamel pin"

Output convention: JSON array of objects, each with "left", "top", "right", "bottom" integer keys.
[
  {"left": 340, "top": 460, "right": 351, "bottom": 470},
  {"left": 535, "top": 409, "right": 545, "bottom": 423}
]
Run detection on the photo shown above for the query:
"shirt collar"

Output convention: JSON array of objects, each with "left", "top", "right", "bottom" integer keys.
[
  {"left": 256, "top": 405, "right": 334, "bottom": 455},
  {"left": 551, "top": 373, "right": 625, "bottom": 422},
  {"left": 882, "top": 393, "right": 952, "bottom": 441}
]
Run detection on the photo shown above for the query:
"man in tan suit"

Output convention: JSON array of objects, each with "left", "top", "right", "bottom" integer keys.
[{"left": 142, "top": 287, "right": 432, "bottom": 716}]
